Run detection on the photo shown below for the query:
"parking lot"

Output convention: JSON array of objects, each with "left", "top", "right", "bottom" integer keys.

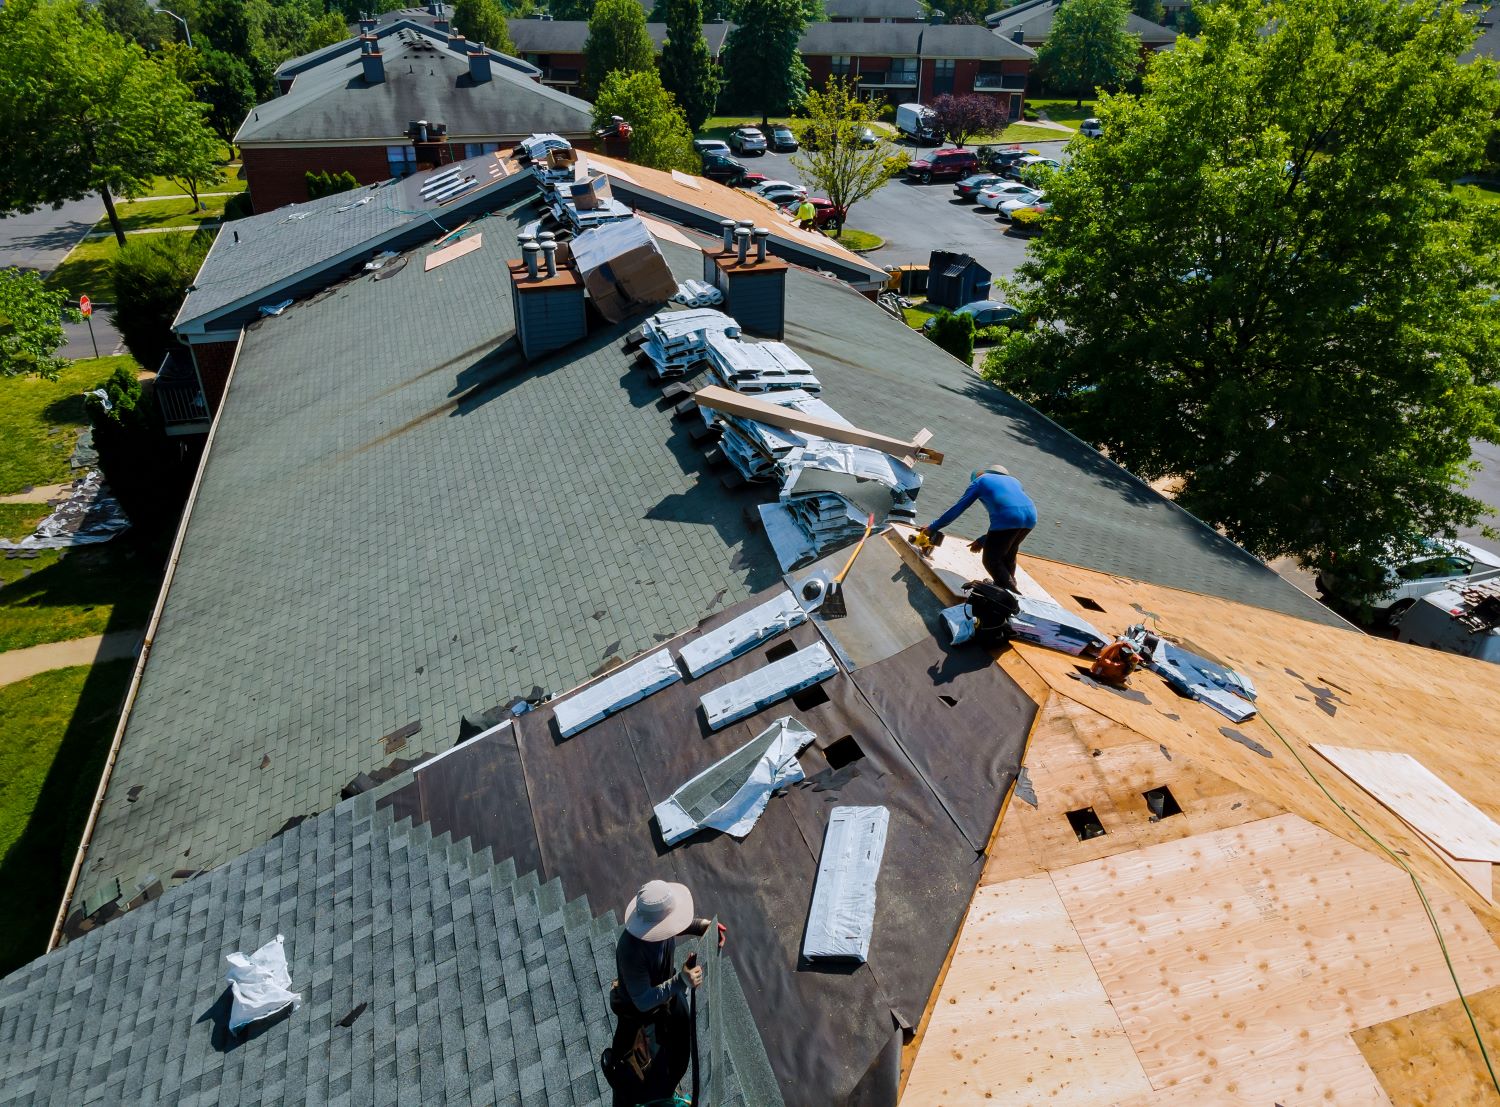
[{"left": 731, "top": 138, "right": 1071, "bottom": 282}]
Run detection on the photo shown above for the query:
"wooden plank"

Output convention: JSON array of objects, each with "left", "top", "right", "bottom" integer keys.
[
  {"left": 899, "top": 874, "right": 1155, "bottom": 1106},
  {"left": 424, "top": 232, "right": 483, "bottom": 271},
  {"left": 1313, "top": 745, "right": 1500, "bottom": 862},
  {"left": 693, "top": 383, "right": 944, "bottom": 465},
  {"left": 1052, "top": 813, "right": 1500, "bottom": 1089},
  {"left": 1353, "top": 984, "right": 1500, "bottom": 1107}
]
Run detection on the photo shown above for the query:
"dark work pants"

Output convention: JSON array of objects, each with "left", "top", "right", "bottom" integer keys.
[
  {"left": 609, "top": 990, "right": 692, "bottom": 1104},
  {"left": 981, "top": 527, "right": 1031, "bottom": 591}
]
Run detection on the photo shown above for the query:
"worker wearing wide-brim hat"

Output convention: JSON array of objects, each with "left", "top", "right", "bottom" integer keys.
[{"left": 922, "top": 464, "right": 1037, "bottom": 592}]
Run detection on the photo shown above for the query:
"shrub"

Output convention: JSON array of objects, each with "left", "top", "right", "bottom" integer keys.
[
  {"left": 108, "top": 232, "right": 212, "bottom": 371},
  {"left": 926, "top": 309, "right": 975, "bottom": 364}
]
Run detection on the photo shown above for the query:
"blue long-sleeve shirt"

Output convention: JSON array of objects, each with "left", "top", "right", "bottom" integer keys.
[
  {"left": 929, "top": 473, "right": 1037, "bottom": 533},
  {"left": 617, "top": 930, "right": 686, "bottom": 1013}
]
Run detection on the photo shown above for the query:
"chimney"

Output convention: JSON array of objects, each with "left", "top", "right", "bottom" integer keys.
[
  {"left": 361, "top": 36, "right": 384, "bottom": 83},
  {"left": 468, "top": 42, "right": 491, "bottom": 83},
  {"left": 707, "top": 225, "right": 789, "bottom": 339},
  {"left": 509, "top": 246, "right": 586, "bottom": 362}
]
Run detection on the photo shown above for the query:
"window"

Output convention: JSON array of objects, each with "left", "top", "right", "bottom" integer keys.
[
  {"left": 386, "top": 144, "right": 417, "bottom": 178},
  {"left": 831, "top": 54, "right": 852, "bottom": 77},
  {"left": 464, "top": 142, "right": 500, "bottom": 158}
]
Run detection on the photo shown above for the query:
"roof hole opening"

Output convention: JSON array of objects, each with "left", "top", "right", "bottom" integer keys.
[
  {"left": 765, "top": 639, "right": 799, "bottom": 663},
  {"left": 823, "top": 735, "right": 863, "bottom": 769},
  {"left": 1066, "top": 807, "right": 1106, "bottom": 841},
  {"left": 791, "top": 683, "right": 830, "bottom": 711},
  {"left": 1143, "top": 785, "right": 1182, "bottom": 821},
  {"left": 1072, "top": 595, "right": 1106, "bottom": 612}
]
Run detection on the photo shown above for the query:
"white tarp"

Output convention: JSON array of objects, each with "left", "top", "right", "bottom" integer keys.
[
  {"left": 699, "top": 641, "right": 836, "bottom": 730},
  {"left": 0, "top": 471, "right": 130, "bottom": 550},
  {"left": 225, "top": 934, "right": 301, "bottom": 1033},
  {"left": 802, "top": 806, "right": 889, "bottom": 962},
  {"left": 554, "top": 649, "right": 682, "bottom": 737},
  {"left": 654, "top": 717, "right": 816, "bottom": 845},
  {"left": 679, "top": 590, "right": 807, "bottom": 678}
]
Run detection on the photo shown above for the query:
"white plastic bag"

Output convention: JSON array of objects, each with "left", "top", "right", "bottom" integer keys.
[{"left": 225, "top": 934, "right": 301, "bottom": 1032}]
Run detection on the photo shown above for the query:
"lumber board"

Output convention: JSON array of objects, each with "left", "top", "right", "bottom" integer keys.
[
  {"left": 424, "top": 232, "right": 482, "bottom": 271},
  {"left": 1352, "top": 984, "right": 1500, "bottom": 1107},
  {"left": 1312, "top": 745, "right": 1500, "bottom": 862},
  {"left": 1052, "top": 814, "right": 1500, "bottom": 1090},
  {"left": 899, "top": 874, "right": 1154, "bottom": 1106},
  {"left": 692, "top": 383, "right": 945, "bottom": 465}
]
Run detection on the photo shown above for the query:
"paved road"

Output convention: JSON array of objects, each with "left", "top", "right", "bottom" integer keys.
[
  {"left": 0, "top": 194, "right": 102, "bottom": 275},
  {"left": 746, "top": 139, "right": 1070, "bottom": 280}
]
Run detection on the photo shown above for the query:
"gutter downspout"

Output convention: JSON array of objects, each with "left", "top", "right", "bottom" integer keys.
[{"left": 47, "top": 325, "right": 248, "bottom": 952}]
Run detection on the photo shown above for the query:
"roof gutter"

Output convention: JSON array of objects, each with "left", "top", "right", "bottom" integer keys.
[{"left": 48, "top": 327, "right": 248, "bottom": 952}]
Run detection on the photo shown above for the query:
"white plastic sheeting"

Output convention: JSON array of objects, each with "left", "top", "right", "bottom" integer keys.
[
  {"left": 654, "top": 717, "right": 816, "bottom": 846},
  {"left": 802, "top": 806, "right": 889, "bottom": 963},
  {"left": 679, "top": 590, "right": 807, "bottom": 678},
  {"left": 554, "top": 649, "right": 682, "bottom": 737},
  {"left": 225, "top": 934, "right": 301, "bottom": 1033},
  {"left": 699, "top": 641, "right": 836, "bottom": 731},
  {"left": 0, "top": 471, "right": 130, "bottom": 550}
]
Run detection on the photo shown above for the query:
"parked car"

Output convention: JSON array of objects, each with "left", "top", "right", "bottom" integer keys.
[
  {"left": 729, "top": 125, "right": 768, "bottom": 155},
  {"left": 905, "top": 148, "right": 980, "bottom": 184},
  {"left": 921, "top": 300, "right": 1023, "bottom": 331},
  {"left": 753, "top": 180, "right": 807, "bottom": 204},
  {"left": 952, "top": 174, "right": 1008, "bottom": 201},
  {"left": 1317, "top": 538, "right": 1500, "bottom": 619},
  {"left": 976, "top": 181, "right": 1041, "bottom": 210},
  {"left": 996, "top": 189, "right": 1045, "bottom": 220},
  {"left": 895, "top": 102, "right": 942, "bottom": 145},
  {"left": 1079, "top": 118, "right": 1103, "bottom": 139},
  {"left": 780, "top": 196, "right": 845, "bottom": 230},
  {"left": 769, "top": 124, "right": 799, "bottom": 152},
  {"left": 694, "top": 138, "right": 731, "bottom": 159},
  {"left": 702, "top": 153, "right": 747, "bottom": 184}
]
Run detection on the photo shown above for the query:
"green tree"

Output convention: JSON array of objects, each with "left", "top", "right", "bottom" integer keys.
[
  {"left": 789, "top": 78, "right": 907, "bottom": 229},
  {"left": 584, "top": 0, "right": 657, "bottom": 94},
  {"left": 109, "top": 232, "right": 212, "bottom": 371},
  {"left": 199, "top": 49, "right": 258, "bottom": 142},
  {"left": 722, "top": 0, "right": 808, "bottom": 124},
  {"left": 1037, "top": 0, "right": 1140, "bottom": 107},
  {"left": 0, "top": 268, "right": 79, "bottom": 380},
  {"left": 452, "top": 0, "right": 517, "bottom": 56},
  {"left": 0, "top": 0, "right": 225, "bottom": 247},
  {"left": 984, "top": 0, "right": 1500, "bottom": 591},
  {"left": 593, "top": 69, "right": 698, "bottom": 172},
  {"left": 658, "top": 0, "right": 720, "bottom": 132}
]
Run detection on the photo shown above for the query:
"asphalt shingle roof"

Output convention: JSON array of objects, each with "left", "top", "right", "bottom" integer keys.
[
  {"left": 75, "top": 193, "right": 1343, "bottom": 932},
  {"left": 1, "top": 792, "right": 770, "bottom": 1106},
  {"left": 238, "top": 36, "right": 594, "bottom": 146}
]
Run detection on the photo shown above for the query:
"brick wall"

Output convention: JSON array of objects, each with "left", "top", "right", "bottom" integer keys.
[
  {"left": 241, "top": 144, "right": 395, "bottom": 213},
  {"left": 192, "top": 340, "right": 240, "bottom": 415}
]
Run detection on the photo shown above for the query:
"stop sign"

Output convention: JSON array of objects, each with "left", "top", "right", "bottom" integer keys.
[{"left": 78, "top": 295, "right": 92, "bottom": 317}]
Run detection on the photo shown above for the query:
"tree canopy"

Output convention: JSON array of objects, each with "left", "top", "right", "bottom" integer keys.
[
  {"left": 593, "top": 68, "right": 699, "bottom": 172},
  {"left": 927, "top": 93, "right": 1009, "bottom": 147},
  {"left": 452, "top": 0, "right": 517, "bottom": 56},
  {"left": 658, "top": 0, "right": 721, "bottom": 132},
  {"left": 584, "top": 0, "right": 657, "bottom": 94},
  {"left": 984, "top": 0, "right": 1500, "bottom": 589},
  {"left": 0, "top": 0, "right": 224, "bottom": 246},
  {"left": 0, "top": 268, "right": 78, "bottom": 380},
  {"left": 722, "top": 0, "right": 809, "bottom": 124},
  {"left": 789, "top": 78, "right": 907, "bottom": 227},
  {"left": 1037, "top": 0, "right": 1140, "bottom": 106}
]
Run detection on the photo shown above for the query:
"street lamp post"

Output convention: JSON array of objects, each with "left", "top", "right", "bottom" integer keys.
[{"left": 153, "top": 6, "right": 193, "bottom": 49}]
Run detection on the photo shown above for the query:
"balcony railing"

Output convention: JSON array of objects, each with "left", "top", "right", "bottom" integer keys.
[{"left": 974, "top": 72, "right": 1028, "bottom": 90}]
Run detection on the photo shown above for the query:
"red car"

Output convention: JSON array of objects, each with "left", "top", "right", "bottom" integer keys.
[
  {"left": 905, "top": 147, "right": 981, "bottom": 184},
  {"left": 780, "top": 196, "right": 846, "bottom": 230}
]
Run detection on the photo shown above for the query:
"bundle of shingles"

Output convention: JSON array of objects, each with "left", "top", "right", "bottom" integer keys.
[{"left": 640, "top": 309, "right": 741, "bottom": 379}]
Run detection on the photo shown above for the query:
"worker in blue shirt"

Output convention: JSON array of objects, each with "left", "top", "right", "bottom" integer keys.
[{"left": 922, "top": 464, "right": 1037, "bottom": 592}]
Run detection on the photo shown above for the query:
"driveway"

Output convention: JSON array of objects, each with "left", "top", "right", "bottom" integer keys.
[
  {"left": 746, "top": 139, "right": 1070, "bottom": 280},
  {"left": 0, "top": 194, "right": 102, "bottom": 275}
]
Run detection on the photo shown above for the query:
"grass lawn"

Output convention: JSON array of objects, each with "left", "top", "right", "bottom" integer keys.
[
  {"left": 828, "top": 227, "right": 883, "bottom": 251},
  {"left": 1026, "top": 98, "right": 1097, "bottom": 129},
  {"left": 0, "top": 355, "right": 134, "bottom": 495},
  {"left": 105, "top": 194, "right": 228, "bottom": 233},
  {"left": 0, "top": 659, "right": 134, "bottom": 975}
]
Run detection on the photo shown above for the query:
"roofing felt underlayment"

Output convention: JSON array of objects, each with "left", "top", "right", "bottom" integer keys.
[{"left": 70, "top": 203, "right": 1343, "bottom": 949}]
